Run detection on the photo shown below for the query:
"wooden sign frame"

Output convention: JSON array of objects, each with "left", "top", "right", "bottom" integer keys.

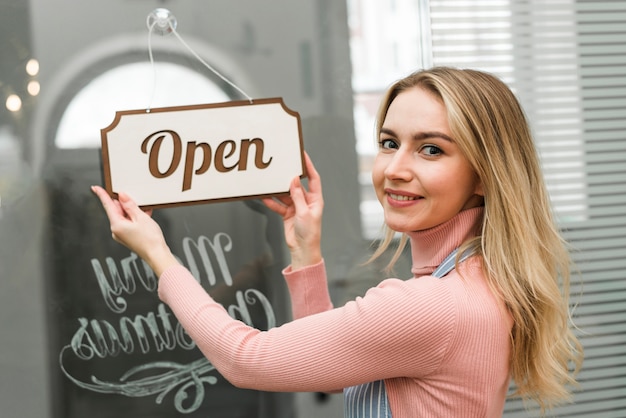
[{"left": 101, "top": 98, "right": 305, "bottom": 209}]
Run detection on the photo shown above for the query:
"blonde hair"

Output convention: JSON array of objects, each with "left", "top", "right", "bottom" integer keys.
[{"left": 370, "top": 67, "right": 583, "bottom": 412}]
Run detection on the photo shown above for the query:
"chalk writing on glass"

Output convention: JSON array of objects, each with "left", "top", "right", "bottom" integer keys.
[{"left": 59, "top": 232, "right": 277, "bottom": 414}]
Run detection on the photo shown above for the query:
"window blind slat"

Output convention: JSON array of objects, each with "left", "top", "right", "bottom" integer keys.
[
  {"left": 577, "top": 2, "right": 626, "bottom": 12},
  {"left": 580, "top": 56, "right": 626, "bottom": 65},
  {"left": 575, "top": 298, "right": 626, "bottom": 314},
  {"left": 584, "top": 168, "right": 626, "bottom": 179},
  {"left": 578, "top": 22, "right": 626, "bottom": 32},
  {"left": 584, "top": 162, "right": 626, "bottom": 174},
  {"left": 568, "top": 236, "right": 626, "bottom": 251},
  {"left": 586, "top": 151, "right": 626, "bottom": 162},
  {"left": 577, "top": 12, "right": 626, "bottom": 21}
]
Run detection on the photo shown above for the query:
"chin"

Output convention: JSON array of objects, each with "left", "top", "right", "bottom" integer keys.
[
  {"left": 383, "top": 219, "right": 415, "bottom": 234},
  {"left": 385, "top": 216, "right": 436, "bottom": 233}
]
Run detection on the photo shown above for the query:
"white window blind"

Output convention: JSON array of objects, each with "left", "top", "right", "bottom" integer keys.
[{"left": 429, "top": 0, "right": 626, "bottom": 416}]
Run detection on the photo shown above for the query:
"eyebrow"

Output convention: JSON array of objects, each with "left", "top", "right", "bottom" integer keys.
[{"left": 380, "top": 127, "right": 455, "bottom": 142}]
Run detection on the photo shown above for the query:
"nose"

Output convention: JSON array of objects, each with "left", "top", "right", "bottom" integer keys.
[{"left": 384, "top": 148, "right": 414, "bottom": 182}]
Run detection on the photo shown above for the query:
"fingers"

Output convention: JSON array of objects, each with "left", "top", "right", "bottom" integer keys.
[
  {"left": 262, "top": 195, "right": 294, "bottom": 217},
  {"left": 91, "top": 186, "right": 149, "bottom": 224},
  {"left": 118, "top": 192, "right": 145, "bottom": 221},
  {"left": 303, "top": 152, "right": 322, "bottom": 195},
  {"left": 91, "top": 185, "right": 125, "bottom": 221},
  {"left": 262, "top": 197, "right": 285, "bottom": 215},
  {"left": 289, "top": 176, "right": 308, "bottom": 212},
  {"left": 90, "top": 185, "right": 111, "bottom": 206}
]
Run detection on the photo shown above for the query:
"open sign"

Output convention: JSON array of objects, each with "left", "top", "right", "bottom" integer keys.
[{"left": 101, "top": 98, "right": 305, "bottom": 209}]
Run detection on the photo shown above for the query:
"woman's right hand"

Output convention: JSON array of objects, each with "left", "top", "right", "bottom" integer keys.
[
  {"left": 91, "top": 185, "right": 180, "bottom": 277},
  {"left": 262, "top": 152, "right": 323, "bottom": 270}
]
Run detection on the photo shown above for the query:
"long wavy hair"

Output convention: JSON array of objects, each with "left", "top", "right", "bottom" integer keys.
[{"left": 369, "top": 67, "right": 583, "bottom": 412}]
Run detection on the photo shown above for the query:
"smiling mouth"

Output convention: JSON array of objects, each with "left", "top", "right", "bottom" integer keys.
[{"left": 388, "top": 192, "right": 419, "bottom": 201}]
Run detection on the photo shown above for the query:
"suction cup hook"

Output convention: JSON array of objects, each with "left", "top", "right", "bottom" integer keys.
[{"left": 147, "top": 8, "right": 177, "bottom": 36}]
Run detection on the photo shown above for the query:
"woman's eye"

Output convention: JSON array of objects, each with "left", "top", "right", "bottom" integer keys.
[
  {"left": 421, "top": 145, "right": 442, "bottom": 156},
  {"left": 379, "top": 138, "right": 398, "bottom": 150}
]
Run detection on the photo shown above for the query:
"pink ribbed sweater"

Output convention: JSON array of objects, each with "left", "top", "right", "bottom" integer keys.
[{"left": 158, "top": 207, "right": 513, "bottom": 417}]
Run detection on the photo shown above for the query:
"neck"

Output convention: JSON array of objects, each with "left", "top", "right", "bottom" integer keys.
[{"left": 406, "top": 207, "right": 484, "bottom": 277}]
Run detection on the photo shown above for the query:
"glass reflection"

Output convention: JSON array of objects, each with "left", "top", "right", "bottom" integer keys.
[{"left": 55, "top": 62, "right": 229, "bottom": 149}]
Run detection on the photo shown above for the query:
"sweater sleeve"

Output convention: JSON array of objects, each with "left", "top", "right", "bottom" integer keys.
[
  {"left": 158, "top": 264, "right": 457, "bottom": 393},
  {"left": 282, "top": 259, "right": 334, "bottom": 319}
]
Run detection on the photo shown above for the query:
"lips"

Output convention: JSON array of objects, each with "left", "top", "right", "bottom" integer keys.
[{"left": 385, "top": 189, "right": 423, "bottom": 207}]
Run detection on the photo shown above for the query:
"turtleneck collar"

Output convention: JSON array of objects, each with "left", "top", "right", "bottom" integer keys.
[{"left": 407, "top": 207, "right": 484, "bottom": 277}]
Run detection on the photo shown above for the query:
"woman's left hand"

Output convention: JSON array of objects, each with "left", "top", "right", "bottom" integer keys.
[{"left": 262, "top": 152, "right": 324, "bottom": 270}]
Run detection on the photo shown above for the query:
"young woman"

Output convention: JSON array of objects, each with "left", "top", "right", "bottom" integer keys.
[{"left": 91, "top": 67, "right": 582, "bottom": 417}]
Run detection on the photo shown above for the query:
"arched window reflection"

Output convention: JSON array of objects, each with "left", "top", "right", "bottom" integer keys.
[{"left": 55, "top": 61, "right": 230, "bottom": 149}]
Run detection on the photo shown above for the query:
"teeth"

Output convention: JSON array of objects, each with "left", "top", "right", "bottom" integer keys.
[{"left": 389, "top": 193, "right": 415, "bottom": 201}]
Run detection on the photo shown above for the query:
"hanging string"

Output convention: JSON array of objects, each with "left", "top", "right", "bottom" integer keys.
[
  {"left": 145, "top": 9, "right": 254, "bottom": 113},
  {"left": 169, "top": 28, "right": 254, "bottom": 104},
  {"left": 146, "top": 18, "right": 159, "bottom": 112}
]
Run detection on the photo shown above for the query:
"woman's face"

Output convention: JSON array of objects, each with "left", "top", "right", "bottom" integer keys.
[{"left": 372, "top": 86, "right": 484, "bottom": 233}]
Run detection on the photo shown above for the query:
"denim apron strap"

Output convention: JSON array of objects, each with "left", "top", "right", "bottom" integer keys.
[
  {"left": 431, "top": 247, "right": 474, "bottom": 278},
  {"left": 344, "top": 379, "right": 391, "bottom": 418},
  {"left": 343, "top": 246, "right": 474, "bottom": 417}
]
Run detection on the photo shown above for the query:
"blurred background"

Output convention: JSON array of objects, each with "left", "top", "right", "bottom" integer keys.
[{"left": 0, "top": 0, "right": 624, "bottom": 417}]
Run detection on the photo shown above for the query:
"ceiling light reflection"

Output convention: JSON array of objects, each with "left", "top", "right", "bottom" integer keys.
[
  {"left": 27, "top": 80, "right": 40, "bottom": 96},
  {"left": 6, "top": 94, "right": 22, "bottom": 112},
  {"left": 26, "top": 59, "right": 39, "bottom": 76}
]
